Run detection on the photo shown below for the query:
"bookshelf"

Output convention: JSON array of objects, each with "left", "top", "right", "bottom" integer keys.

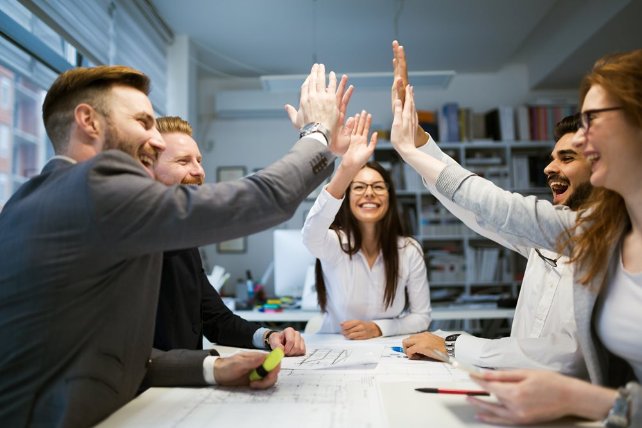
[{"left": 374, "top": 140, "right": 553, "bottom": 310}]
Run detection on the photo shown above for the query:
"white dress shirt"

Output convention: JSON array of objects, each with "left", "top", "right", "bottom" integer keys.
[
  {"left": 420, "top": 136, "right": 587, "bottom": 376},
  {"left": 302, "top": 188, "right": 431, "bottom": 336}
]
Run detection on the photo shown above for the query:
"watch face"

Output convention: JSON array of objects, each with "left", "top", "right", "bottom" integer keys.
[{"left": 445, "top": 334, "right": 460, "bottom": 342}]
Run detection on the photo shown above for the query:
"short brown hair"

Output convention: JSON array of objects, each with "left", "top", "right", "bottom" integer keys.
[
  {"left": 42, "top": 65, "right": 150, "bottom": 154},
  {"left": 156, "top": 116, "right": 193, "bottom": 136}
]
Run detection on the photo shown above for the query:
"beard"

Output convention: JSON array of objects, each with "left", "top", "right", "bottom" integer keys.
[
  {"left": 103, "top": 122, "right": 136, "bottom": 157},
  {"left": 181, "top": 176, "right": 204, "bottom": 185},
  {"left": 564, "top": 182, "right": 593, "bottom": 210}
]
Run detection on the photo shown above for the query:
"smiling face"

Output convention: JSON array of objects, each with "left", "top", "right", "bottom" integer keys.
[
  {"left": 348, "top": 167, "right": 389, "bottom": 225},
  {"left": 544, "top": 133, "right": 592, "bottom": 207},
  {"left": 101, "top": 85, "right": 165, "bottom": 178},
  {"left": 572, "top": 84, "right": 642, "bottom": 196},
  {"left": 153, "top": 132, "right": 205, "bottom": 185}
]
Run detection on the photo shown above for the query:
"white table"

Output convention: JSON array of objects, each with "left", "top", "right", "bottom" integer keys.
[{"left": 98, "top": 335, "right": 598, "bottom": 428}]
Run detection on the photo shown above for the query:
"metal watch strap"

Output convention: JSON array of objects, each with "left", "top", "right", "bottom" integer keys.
[
  {"left": 264, "top": 330, "right": 277, "bottom": 350},
  {"left": 604, "top": 386, "right": 631, "bottom": 428},
  {"left": 445, "top": 333, "right": 461, "bottom": 358},
  {"left": 299, "top": 122, "right": 330, "bottom": 145}
]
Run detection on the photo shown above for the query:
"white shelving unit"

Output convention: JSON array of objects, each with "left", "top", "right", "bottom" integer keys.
[{"left": 374, "top": 140, "right": 554, "bottom": 306}]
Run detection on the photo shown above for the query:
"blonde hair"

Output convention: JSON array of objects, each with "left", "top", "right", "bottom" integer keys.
[{"left": 156, "top": 116, "right": 193, "bottom": 136}]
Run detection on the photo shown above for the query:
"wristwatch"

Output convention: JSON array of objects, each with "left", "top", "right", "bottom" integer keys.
[
  {"left": 299, "top": 122, "right": 330, "bottom": 145},
  {"left": 445, "top": 334, "right": 461, "bottom": 358},
  {"left": 264, "top": 330, "right": 277, "bottom": 350},
  {"left": 604, "top": 385, "right": 631, "bottom": 428}
]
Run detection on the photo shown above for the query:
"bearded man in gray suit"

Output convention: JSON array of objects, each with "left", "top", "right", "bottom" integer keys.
[{"left": 0, "top": 63, "right": 352, "bottom": 427}]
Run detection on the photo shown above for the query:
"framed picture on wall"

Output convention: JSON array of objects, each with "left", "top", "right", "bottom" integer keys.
[
  {"left": 216, "top": 166, "right": 246, "bottom": 182},
  {"left": 217, "top": 237, "right": 246, "bottom": 254}
]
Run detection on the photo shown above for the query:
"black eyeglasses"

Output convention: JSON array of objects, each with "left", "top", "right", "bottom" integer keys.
[
  {"left": 534, "top": 248, "right": 558, "bottom": 268},
  {"left": 349, "top": 181, "right": 389, "bottom": 195},
  {"left": 579, "top": 107, "right": 623, "bottom": 132}
]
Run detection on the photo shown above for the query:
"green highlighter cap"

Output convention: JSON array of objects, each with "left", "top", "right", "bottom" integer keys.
[{"left": 249, "top": 348, "right": 284, "bottom": 381}]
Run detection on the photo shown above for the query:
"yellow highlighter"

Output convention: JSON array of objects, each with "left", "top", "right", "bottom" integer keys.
[{"left": 249, "top": 348, "right": 284, "bottom": 381}]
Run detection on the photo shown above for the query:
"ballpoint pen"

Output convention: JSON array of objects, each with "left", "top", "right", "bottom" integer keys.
[
  {"left": 391, "top": 346, "right": 404, "bottom": 353},
  {"left": 415, "top": 387, "right": 489, "bottom": 396}
]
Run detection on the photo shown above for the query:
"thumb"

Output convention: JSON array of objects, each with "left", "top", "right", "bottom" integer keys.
[{"left": 284, "top": 104, "right": 299, "bottom": 128}]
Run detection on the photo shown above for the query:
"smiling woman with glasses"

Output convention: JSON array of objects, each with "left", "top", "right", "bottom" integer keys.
[
  {"left": 302, "top": 112, "right": 431, "bottom": 340},
  {"left": 389, "top": 48, "right": 642, "bottom": 426}
]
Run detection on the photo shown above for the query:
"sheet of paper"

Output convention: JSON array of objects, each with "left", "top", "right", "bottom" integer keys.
[
  {"left": 281, "top": 345, "right": 383, "bottom": 370},
  {"left": 98, "top": 372, "right": 386, "bottom": 428}
]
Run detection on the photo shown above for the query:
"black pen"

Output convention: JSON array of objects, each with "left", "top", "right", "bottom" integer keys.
[{"left": 415, "top": 387, "right": 490, "bottom": 396}]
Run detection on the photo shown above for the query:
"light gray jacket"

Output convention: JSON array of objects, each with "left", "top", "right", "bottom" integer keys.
[{"left": 435, "top": 162, "right": 641, "bottom": 425}]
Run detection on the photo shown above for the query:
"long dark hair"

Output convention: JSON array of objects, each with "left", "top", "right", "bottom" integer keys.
[{"left": 315, "top": 161, "right": 418, "bottom": 311}]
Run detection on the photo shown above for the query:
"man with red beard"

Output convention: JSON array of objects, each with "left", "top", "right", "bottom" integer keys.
[{"left": 152, "top": 116, "right": 305, "bottom": 356}]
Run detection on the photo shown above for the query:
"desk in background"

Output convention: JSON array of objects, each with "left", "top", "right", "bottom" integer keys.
[{"left": 234, "top": 305, "right": 515, "bottom": 337}]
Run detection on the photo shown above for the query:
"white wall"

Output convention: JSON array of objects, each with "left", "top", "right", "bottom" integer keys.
[{"left": 197, "top": 63, "right": 577, "bottom": 297}]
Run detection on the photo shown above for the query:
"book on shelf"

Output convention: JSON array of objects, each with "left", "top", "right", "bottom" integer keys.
[
  {"left": 485, "top": 106, "right": 515, "bottom": 141},
  {"left": 438, "top": 102, "right": 460, "bottom": 142},
  {"left": 417, "top": 109, "right": 439, "bottom": 139}
]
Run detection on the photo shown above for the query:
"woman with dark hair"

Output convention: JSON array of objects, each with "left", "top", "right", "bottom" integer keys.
[
  {"left": 302, "top": 112, "right": 431, "bottom": 340},
  {"left": 391, "top": 49, "right": 642, "bottom": 425}
]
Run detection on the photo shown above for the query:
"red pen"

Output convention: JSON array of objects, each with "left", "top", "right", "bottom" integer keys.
[{"left": 415, "top": 387, "right": 489, "bottom": 396}]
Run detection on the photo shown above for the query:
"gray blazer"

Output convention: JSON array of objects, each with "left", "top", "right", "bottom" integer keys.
[
  {"left": 436, "top": 162, "right": 641, "bottom": 425},
  {"left": 0, "top": 137, "right": 333, "bottom": 427}
]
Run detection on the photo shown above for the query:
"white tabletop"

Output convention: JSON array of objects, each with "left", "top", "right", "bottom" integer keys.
[{"left": 98, "top": 334, "right": 598, "bottom": 428}]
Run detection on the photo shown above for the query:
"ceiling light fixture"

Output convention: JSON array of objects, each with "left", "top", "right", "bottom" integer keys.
[{"left": 260, "top": 70, "right": 455, "bottom": 92}]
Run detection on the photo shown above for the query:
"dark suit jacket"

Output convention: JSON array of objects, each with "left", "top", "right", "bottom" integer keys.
[
  {"left": 154, "top": 248, "right": 260, "bottom": 351},
  {"left": 0, "top": 138, "right": 332, "bottom": 427}
]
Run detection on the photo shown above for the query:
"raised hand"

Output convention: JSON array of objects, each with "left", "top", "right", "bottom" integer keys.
[
  {"left": 324, "top": 111, "right": 377, "bottom": 200},
  {"left": 391, "top": 40, "right": 428, "bottom": 147},
  {"left": 391, "top": 40, "right": 409, "bottom": 112},
  {"left": 341, "top": 111, "right": 378, "bottom": 170},
  {"left": 391, "top": 84, "right": 418, "bottom": 157},
  {"left": 284, "top": 64, "right": 354, "bottom": 155}
]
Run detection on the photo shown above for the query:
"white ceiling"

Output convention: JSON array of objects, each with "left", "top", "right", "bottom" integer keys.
[{"left": 150, "top": 0, "right": 642, "bottom": 90}]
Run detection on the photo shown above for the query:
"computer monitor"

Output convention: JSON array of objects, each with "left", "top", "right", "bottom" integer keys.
[{"left": 273, "top": 229, "right": 315, "bottom": 298}]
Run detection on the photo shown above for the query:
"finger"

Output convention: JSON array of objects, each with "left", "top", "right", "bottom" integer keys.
[
  {"left": 363, "top": 113, "right": 373, "bottom": 135},
  {"left": 250, "top": 363, "right": 280, "bottom": 389},
  {"left": 351, "top": 113, "right": 360, "bottom": 135},
  {"left": 284, "top": 104, "right": 299, "bottom": 127},
  {"left": 398, "top": 45, "right": 408, "bottom": 86},
  {"left": 356, "top": 110, "right": 367, "bottom": 135},
  {"left": 343, "top": 116, "right": 356, "bottom": 135},
  {"left": 282, "top": 328, "right": 297, "bottom": 355},
  {"left": 328, "top": 71, "right": 337, "bottom": 94},
  {"left": 316, "top": 64, "right": 326, "bottom": 93},
  {"left": 307, "top": 64, "right": 317, "bottom": 97},
  {"left": 466, "top": 396, "right": 517, "bottom": 424},
  {"left": 302, "top": 70, "right": 312, "bottom": 97},
  {"left": 368, "top": 131, "right": 378, "bottom": 150},
  {"left": 340, "top": 84, "right": 354, "bottom": 114},
  {"left": 336, "top": 74, "right": 347, "bottom": 102},
  {"left": 477, "top": 369, "right": 529, "bottom": 383},
  {"left": 341, "top": 320, "right": 358, "bottom": 329}
]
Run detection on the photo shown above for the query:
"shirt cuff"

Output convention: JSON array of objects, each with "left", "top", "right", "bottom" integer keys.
[
  {"left": 203, "top": 355, "right": 219, "bottom": 385},
  {"left": 253, "top": 327, "right": 271, "bottom": 349},
  {"left": 303, "top": 132, "right": 328, "bottom": 147}
]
